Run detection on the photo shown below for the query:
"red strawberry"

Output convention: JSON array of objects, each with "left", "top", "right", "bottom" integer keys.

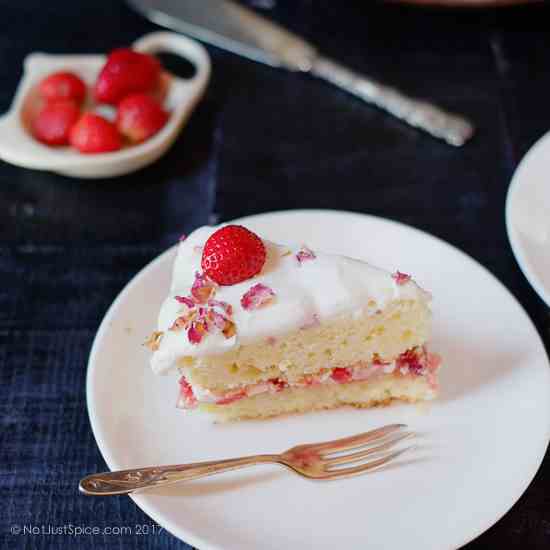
[
  {"left": 94, "top": 48, "right": 161, "bottom": 105},
  {"left": 69, "top": 113, "right": 121, "bottom": 153},
  {"left": 396, "top": 348, "right": 424, "bottom": 374},
  {"left": 201, "top": 225, "right": 266, "bottom": 286},
  {"left": 32, "top": 100, "right": 81, "bottom": 146},
  {"left": 116, "top": 93, "right": 168, "bottom": 143},
  {"left": 269, "top": 378, "right": 288, "bottom": 392},
  {"left": 331, "top": 367, "right": 352, "bottom": 384},
  {"left": 39, "top": 71, "right": 87, "bottom": 104}
]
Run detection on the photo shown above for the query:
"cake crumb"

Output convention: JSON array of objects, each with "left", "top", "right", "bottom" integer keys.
[{"left": 144, "top": 331, "right": 164, "bottom": 351}]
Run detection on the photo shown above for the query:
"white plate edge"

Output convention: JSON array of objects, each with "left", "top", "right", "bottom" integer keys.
[{"left": 505, "top": 129, "right": 550, "bottom": 307}]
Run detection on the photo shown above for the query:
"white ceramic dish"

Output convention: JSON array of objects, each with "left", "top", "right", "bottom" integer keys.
[
  {"left": 87, "top": 209, "right": 550, "bottom": 550},
  {"left": 0, "top": 32, "right": 210, "bottom": 178},
  {"left": 506, "top": 130, "right": 550, "bottom": 307}
]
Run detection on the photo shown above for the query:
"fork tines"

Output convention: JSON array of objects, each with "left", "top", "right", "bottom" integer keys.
[{"left": 304, "top": 424, "right": 415, "bottom": 479}]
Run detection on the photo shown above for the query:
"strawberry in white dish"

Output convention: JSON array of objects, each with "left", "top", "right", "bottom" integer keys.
[
  {"left": 94, "top": 48, "right": 161, "bottom": 105},
  {"left": 69, "top": 113, "right": 121, "bottom": 153},
  {"left": 32, "top": 100, "right": 81, "bottom": 146},
  {"left": 146, "top": 225, "right": 442, "bottom": 421},
  {"left": 38, "top": 71, "right": 87, "bottom": 104},
  {"left": 116, "top": 93, "right": 168, "bottom": 143}
]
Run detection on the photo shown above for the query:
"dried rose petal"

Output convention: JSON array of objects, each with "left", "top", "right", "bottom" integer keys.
[
  {"left": 187, "top": 325, "right": 202, "bottom": 344},
  {"left": 174, "top": 276, "right": 239, "bottom": 343},
  {"left": 209, "top": 310, "right": 228, "bottom": 331},
  {"left": 187, "top": 320, "right": 209, "bottom": 344},
  {"left": 296, "top": 245, "right": 316, "bottom": 265},
  {"left": 170, "top": 315, "right": 191, "bottom": 332},
  {"left": 144, "top": 331, "right": 163, "bottom": 351},
  {"left": 266, "top": 336, "right": 277, "bottom": 346},
  {"left": 222, "top": 319, "right": 236, "bottom": 339},
  {"left": 191, "top": 271, "right": 217, "bottom": 304},
  {"left": 392, "top": 271, "right": 412, "bottom": 285},
  {"left": 241, "top": 283, "right": 275, "bottom": 311},
  {"left": 175, "top": 295, "right": 195, "bottom": 308},
  {"left": 208, "top": 299, "right": 233, "bottom": 316},
  {"left": 197, "top": 306, "right": 207, "bottom": 317},
  {"left": 201, "top": 307, "right": 236, "bottom": 340}
]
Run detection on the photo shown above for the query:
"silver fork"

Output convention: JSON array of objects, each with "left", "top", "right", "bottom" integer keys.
[{"left": 80, "top": 424, "right": 414, "bottom": 496}]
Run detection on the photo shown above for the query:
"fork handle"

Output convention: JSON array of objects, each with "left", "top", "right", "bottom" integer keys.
[
  {"left": 79, "top": 454, "right": 280, "bottom": 496},
  {"left": 309, "top": 55, "right": 474, "bottom": 147}
]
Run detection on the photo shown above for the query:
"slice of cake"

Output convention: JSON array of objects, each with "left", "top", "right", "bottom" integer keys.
[{"left": 146, "top": 224, "right": 441, "bottom": 421}]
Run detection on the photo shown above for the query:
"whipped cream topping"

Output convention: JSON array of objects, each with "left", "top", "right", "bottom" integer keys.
[{"left": 151, "top": 225, "right": 430, "bottom": 374}]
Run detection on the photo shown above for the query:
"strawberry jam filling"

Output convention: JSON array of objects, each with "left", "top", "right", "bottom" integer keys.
[
  {"left": 177, "top": 377, "right": 197, "bottom": 409},
  {"left": 176, "top": 346, "right": 442, "bottom": 410}
]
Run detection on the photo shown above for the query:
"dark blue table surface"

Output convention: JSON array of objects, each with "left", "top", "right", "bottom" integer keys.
[{"left": 2, "top": 1, "right": 550, "bottom": 548}]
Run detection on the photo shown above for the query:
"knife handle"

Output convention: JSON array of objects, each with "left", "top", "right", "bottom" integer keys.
[{"left": 310, "top": 56, "right": 474, "bottom": 147}]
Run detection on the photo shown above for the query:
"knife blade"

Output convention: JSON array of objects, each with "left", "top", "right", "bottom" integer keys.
[{"left": 128, "top": 0, "right": 474, "bottom": 146}]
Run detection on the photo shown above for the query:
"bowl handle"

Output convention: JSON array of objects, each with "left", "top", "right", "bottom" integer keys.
[{"left": 132, "top": 32, "right": 211, "bottom": 95}]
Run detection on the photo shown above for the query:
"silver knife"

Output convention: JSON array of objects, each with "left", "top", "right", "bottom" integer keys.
[{"left": 128, "top": 0, "right": 474, "bottom": 146}]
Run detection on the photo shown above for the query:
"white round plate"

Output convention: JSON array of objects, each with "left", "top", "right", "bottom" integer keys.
[
  {"left": 506, "top": 130, "right": 550, "bottom": 307},
  {"left": 88, "top": 209, "right": 550, "bottom": 550}
]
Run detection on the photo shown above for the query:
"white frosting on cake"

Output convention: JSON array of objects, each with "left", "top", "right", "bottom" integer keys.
[{"left": 151, "top": 225, "right": 430, "bottom": 374}]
